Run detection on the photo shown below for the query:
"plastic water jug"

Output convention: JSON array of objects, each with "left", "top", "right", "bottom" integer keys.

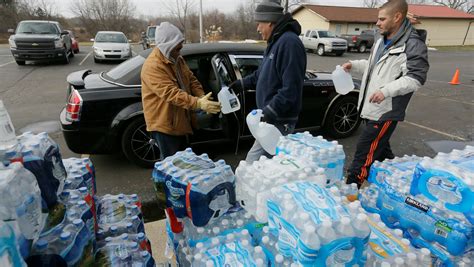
[
  {"left": 217, "top": 86, "right": 240, "bottom": 114},
  {"left": 246, "top": 110, "right": 282, "bottom": 155},
  {"left": 246, "top": 109, "right": 263, "bottom": 138},
  {"left": 0, "top": 100, "right": 17, "bottom": 150},
  {"left": 331, "top": 65, "right": 354, "bottom": 95}
]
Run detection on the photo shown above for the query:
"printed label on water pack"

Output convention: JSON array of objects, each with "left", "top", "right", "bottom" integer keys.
[
  {"left": 405, "top": 197, "right": 429, "bottom": 212},
  {"left": 172, "top": 157, "right": 215, "bottom": 171},
  {"left": 434, "top": 221, "right": 452, "bottom": 238}
]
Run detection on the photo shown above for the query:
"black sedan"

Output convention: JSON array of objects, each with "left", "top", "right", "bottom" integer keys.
[{"left": 60, "top": 43, "right": 361, "bottom": 167}]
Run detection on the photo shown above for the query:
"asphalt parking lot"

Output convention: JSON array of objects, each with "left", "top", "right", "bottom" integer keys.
[{"left": 0, "top": 44, "right": 473, "bottom": 220}]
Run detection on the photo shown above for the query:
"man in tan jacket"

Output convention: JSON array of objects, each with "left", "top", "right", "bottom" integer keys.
[{"left": 141, "top": 22, "right": 221, "bottom": 159}]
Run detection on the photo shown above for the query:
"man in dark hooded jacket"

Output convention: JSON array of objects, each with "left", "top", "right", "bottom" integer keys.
[{"left": 231, "top": 0, "right": 306, "bottom": 163}]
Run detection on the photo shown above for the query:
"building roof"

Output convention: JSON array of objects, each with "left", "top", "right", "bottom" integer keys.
[
  {"left": 293, "top": 4, "right": 474, "bottom": 23},
  {"left": 292, "top": 5, "right": 378, "bottom": 23},
  {"left": 408, "top": 4, "right": 474, "bottom": 19}
]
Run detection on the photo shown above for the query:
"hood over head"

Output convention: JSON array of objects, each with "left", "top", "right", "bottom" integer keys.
[{"left": 155, "top": 22, "right": 185, "bottom": 60}]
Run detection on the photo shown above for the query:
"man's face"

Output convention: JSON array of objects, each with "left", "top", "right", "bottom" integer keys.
[
  {"left": 257, "top": 22, "right": 273, "bottom": 41},
  {"left": 170, "top": 42, "right": 183, "bottom": 59},
  {"left": 376, "top": 9, "right": 401, "bottom": 37}
]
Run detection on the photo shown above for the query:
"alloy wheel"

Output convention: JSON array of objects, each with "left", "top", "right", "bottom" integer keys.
[
  {"left": 333, "top": 102, "right": 359, "bottom": 134},
  {"left": 130, "top": 124, "right": 161, "bottom": 163}
]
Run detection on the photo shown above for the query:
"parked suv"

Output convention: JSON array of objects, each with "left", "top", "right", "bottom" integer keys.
[
  {"left": 61, "top": 43, "right": 362, "bottom": 167},
  {"left": 140, "top": 25, "right": 157, "bottom": 49},
  {"left": 300, "top": 30, "right": 347, "bottom": 56},
  {"left": 8, "top": 20, "right": 73, "bottom": 65}
]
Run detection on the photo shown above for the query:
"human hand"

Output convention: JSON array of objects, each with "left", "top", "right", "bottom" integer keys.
[
  {"left": 369, "top": 90, "right": 385, "bottom": 104},
  {"left": 341, "top": 62, "right": 352, "bottom": 72},
  {"left": 196, "top": 92, "right": 221, "bottom": 114}
]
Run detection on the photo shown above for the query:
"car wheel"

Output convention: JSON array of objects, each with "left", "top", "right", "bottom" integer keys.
[
  {"left": 358, "top": 43, "right": 367, "bottom": 53},
  {"left": 15, "top": 60, "right": 25, "bottom": 65},
  {"left": 121, "top": 117, "right": 161, "bottom": 168},
  {"left": 317, "top": 45, "right": 325, "bottom": 56},
  {"left": 69, "top": 48, "right": 74, "bottom": 58},
  {"left": 94, "top": 57, "right": 100, "bottom": 63},
  {"left": 324, "top": 95, "right": 361, "bottom": 138},
  {"left": 74, "top": 48, "right": 79, "bottom": 53}
]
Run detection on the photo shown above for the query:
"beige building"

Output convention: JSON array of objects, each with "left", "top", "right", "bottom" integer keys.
[{"left": 292, "top": 4, "right": 474, "bottom": 46}]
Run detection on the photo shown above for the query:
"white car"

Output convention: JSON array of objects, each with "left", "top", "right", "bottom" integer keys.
[{"left": 91, "top": 31, "right": 132, "bottom": 63}]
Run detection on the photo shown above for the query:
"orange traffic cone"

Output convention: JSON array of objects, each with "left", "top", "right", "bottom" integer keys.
[{"left": 450, "top": 68, "right": 460, "bottom": 85}]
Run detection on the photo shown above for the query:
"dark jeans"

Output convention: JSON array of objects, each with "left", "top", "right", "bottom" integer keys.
[
  {"left": 151, "top": 131, "right": 188, "bottom": 160},
  {"left": 347, "top": 120, "right": 398, "bottom": 187}
]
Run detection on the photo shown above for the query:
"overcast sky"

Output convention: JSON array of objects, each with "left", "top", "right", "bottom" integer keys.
[{"left": 48, "top": 0, "right": 367, "bottom": 18}]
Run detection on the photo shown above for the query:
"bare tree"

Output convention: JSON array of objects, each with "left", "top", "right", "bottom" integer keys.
[
  {"left": 364, "top": 0, "right": 381, "bottom": 8},
  {"left": 71, "top": 0, "right": 137, "bottom": 36},
  {"left": 161, "top": 0, "right": 196, "bottom": 41},
  {"left": 17, "top": 0, "right": 57, "bottom": 19},
  {"left": 406, "top": 0, "right": 428, "bottom": 3},
  {"left": 433, "top": 0, "right": 472, "bottom": 12}
]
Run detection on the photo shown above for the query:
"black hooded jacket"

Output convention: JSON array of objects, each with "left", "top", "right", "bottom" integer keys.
[{"left": 242, "top": 14, "right": 307, "bottom": 125}]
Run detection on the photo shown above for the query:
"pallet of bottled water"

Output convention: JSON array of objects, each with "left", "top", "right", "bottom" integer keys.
[
  {"left": 411, "top": 146, "right": 474, "bottom": 219},
  {"left": 153, "top": 148, "right": 237, "bottom": 227},
  {"left": 0, "top": 162, "right": 42, "bottom": 259},
  {"left": 235, "top": 154, "right": 326, "bottom": 223},
  {"left": 365, "top": 211, "right": 433, "bottom": 266},
  {"left": 63, "top": 157, "right": 96, "bottom": 195},
  {"left": 368, "top": 155, "right": 422, "bottom": 186},
  {"left": 266, "top": 181, "right": 370, "bottom": 266},
  {"left": 276, "top": 131, "right": 345, "bottom": 187}
]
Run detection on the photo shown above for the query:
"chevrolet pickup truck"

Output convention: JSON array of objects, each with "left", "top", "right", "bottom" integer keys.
[
  {"left": 300, "top": 29, "right": 347, "bottom": 56},
  {"left": 8, "top": 20, "right": 73, "bottom": 65}
]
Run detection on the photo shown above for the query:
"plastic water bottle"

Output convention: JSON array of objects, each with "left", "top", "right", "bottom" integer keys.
[
  {"left": 331, "top": 65, "right": 354, "bottom": 95},
  {"left": 246, "top": 109, "right": 263, "bottom": 138},
  {"left": 0, "top": 221, "right": 27, "bottom": 267}
]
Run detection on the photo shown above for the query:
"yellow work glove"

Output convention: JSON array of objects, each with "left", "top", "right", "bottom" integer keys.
[{"left": 196, "top": 92, "right": 221, "bottom": 114}]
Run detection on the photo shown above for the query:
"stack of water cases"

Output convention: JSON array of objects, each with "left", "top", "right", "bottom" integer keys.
[
  {"left": 235, "top": 154, "right": 327, "bottom": 222},
  {"left": 266, "top": 181, "right": 370, "bottom": 266},
  {"left": 276, "top": 131, "right": 345, "bottom": 186},
  {"left": 0, "top": 132, "right": 67, "bottom": 212},
  {"left": 153, "top": 148, "right": 237, "bottom": 227},
  {"left": 361, "top": 147, "right": 474, "bottom": 266},
  {"left": 95, "top": 194, "right": 154, "bottom": 267}
]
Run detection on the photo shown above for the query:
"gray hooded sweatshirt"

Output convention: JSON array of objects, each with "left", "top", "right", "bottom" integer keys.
[{"left": 155, "top": 22, "right": 185, "bottom": 62}]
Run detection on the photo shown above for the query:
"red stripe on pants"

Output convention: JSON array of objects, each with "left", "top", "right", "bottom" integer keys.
[{"left": 357, "top": 121, "right": 392, "bottom": 181}]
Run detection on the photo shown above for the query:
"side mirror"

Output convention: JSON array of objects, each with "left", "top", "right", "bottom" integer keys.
[
  {"left": 311, "top": 35, "right": 318, "bottom": 39},
  {"left": 8, "top": 29, "right": 14, "bottom": 34},
  {"left": 90, "top": 38, "right": 95, "bottom": 42},
  {"left": 61, "top": 30, "right": 69, "bottom": 35}
]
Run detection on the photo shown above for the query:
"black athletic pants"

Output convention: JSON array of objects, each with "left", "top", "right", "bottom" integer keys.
[{"left": 347, "top": 120, "right": 398, "bottom": 188}]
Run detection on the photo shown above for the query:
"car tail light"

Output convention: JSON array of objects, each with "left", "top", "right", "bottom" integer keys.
[
  {"left": 66, "top": 88, "right": 82, "bottom": 122},
  {"left": 352, "top": 36, "right": 357, "bottom": 43}
]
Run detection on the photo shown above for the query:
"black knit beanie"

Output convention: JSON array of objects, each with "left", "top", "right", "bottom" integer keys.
[{"left": 254, "top": 1, "right": 284, "bottom": 23}]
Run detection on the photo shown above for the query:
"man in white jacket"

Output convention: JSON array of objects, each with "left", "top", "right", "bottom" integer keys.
[{"left": 343, "top": 0, "right": 429, "bottom": 188}]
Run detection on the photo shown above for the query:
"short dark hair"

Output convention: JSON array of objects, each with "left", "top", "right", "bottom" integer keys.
[{"left": 380, "top": 0, "right": 408, "bottom": 17}]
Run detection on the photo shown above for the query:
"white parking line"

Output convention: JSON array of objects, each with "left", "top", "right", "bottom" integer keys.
[
  {"left": 0, "top": 60, "right": 15, "bottom": 67},
  {"left": 78, "top": 51, "right": 92, "bottom": 66},
  {"left": 0, "top": 55, "right": 13, "bottom": 57},
  {"left": 403, "top": 121, "right": 468, "bottom": 141},
  {"left": 416, "top": 92, "right": 474, "bottom": 106}
]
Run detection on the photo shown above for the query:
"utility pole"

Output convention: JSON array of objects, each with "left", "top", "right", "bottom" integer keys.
[{"left": 199, "top": 0, "right": 203, "bottom": 43}]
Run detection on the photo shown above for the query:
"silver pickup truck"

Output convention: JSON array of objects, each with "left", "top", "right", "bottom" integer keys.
[{"left": 300, "top": 29, "right": 347, "bottom": 56}]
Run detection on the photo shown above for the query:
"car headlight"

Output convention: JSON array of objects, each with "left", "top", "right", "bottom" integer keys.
[
  {"left": 8, "top": 38, "right": 16, "bottom": 49},
  {"left": 54, "top": 39, "right": 64, "bottom": 48},
  {"left": 94, "top": 47, "right": 102, "bottom": 53}
]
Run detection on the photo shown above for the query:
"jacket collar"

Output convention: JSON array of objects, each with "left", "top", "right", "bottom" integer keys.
[{"left": 154, "top": 47, "right": 180, "bottom": 65}]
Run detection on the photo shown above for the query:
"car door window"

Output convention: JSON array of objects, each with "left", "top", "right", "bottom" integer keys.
[
  {"left": 184, "top": 54, "right": 214, "bottom": 93},
  {"left": 231, "top": 55, "right": 263, "bottom": 81},
  {"left": 311, "top": 31, "right": 318, "bottom": 38}
]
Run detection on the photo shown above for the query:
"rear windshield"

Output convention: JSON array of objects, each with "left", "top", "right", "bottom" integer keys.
[
  {"left": 95, "top": 33, "right": 127, "bottom": 43},
  {"left": 16, "top": 22, "right": 59, "bottom": 34},
  {"left": 102, "top": 55, "right": 145, "bottom": 85}
]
